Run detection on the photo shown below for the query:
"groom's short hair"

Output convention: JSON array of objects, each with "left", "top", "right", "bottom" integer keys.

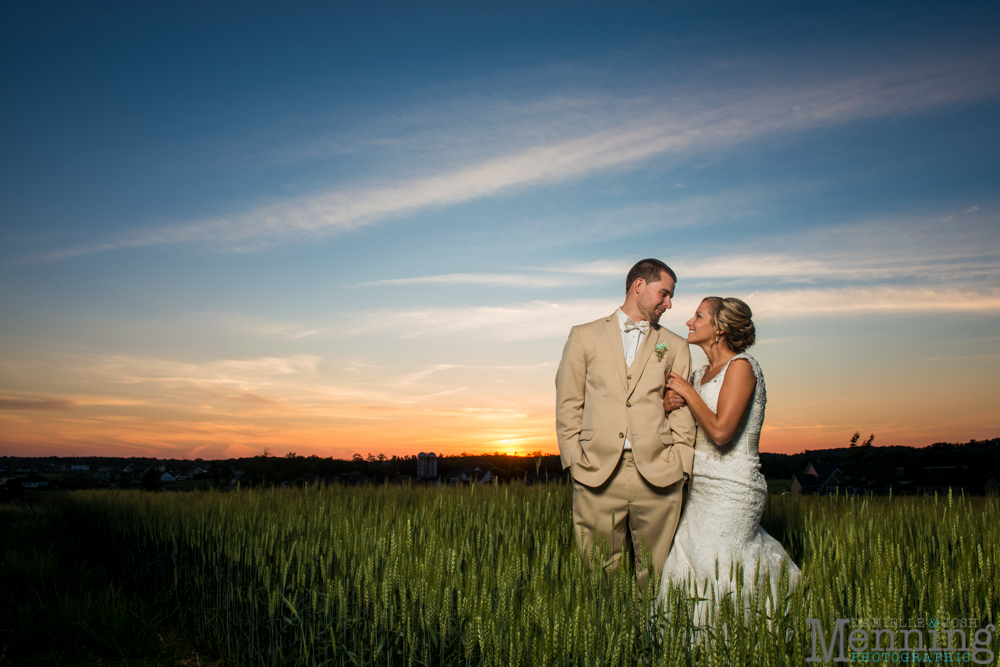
[{"left": 625, "top": 259, "right": 676, "bottom": 292}]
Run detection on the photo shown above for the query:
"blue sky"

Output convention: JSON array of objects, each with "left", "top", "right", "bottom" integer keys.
[{"left": 1, "top": 1, "right": 998, "bottom": 458}]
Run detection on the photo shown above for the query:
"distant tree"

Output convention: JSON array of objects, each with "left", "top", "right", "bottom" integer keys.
[
  {"left": 243, "top": 455, "right": 278, "bottom": 485},
  {"left": 844, "top": 432, "right": 883, "bottom": 491},
  {"left": 141, "top": 468, "right": 162, "bottom": 491},
  {"left": 207, "top": 462, "right": 233, "bottom": 488},
  {"left": 903, "top": 459, "right": 926, "bottom": 481}
]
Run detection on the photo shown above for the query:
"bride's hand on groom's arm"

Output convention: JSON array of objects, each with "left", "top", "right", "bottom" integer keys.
[
  {"left": 663, "top": 388, "right": 686, "bottom": 413},
  {"left": 666, "top": 372, "right": 694, "bottom": 400}
]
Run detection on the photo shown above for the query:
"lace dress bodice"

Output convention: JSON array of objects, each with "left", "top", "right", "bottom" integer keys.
[
  {"left": 659, "top": 352, "right": 800, "bottom": 621},
  {"left": 692, "top": 353, "right": 766, "bottom": 458}
]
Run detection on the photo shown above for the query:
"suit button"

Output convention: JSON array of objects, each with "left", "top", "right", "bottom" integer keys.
[
  {"left": 627, "top": 375, "right": 632, "bottom": 380},
  {"left": 626, "top": 402, "right": 631, "bottom": 407},
  {"left": 619, "top": 432, "right": 624, "bottom": 438}
]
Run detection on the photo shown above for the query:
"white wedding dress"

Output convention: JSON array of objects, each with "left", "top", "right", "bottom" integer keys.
[{"left": 659, "top": 353, "right": 800, "bottom": 623}]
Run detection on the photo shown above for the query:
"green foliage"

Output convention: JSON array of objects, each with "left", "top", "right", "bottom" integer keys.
[
  {"left": 140, "top": 468, "right": 162, "bottom": 492},
  {"left": 0, "top": 500, "right": 186, "bottom": 666},
  {"left": 62, "top": 487, "right": 1000, "bottom": 666}
]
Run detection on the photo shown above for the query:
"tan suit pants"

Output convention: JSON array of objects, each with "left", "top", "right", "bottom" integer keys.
[{"left": 572, "top": 450, "right": 684, "bottom": 592}]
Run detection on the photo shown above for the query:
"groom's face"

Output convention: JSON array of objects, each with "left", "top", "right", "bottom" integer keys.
[{"left": 637, "top": 271, "right": 675, "bottom": 325}]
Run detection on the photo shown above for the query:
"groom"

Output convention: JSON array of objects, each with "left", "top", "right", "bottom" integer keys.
[{"left": 555, "top": 258, "right": 695, "bottom": 588}]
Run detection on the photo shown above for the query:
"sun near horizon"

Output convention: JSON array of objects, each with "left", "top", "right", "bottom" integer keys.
[{"left": 1, "top": 3, "right": 998, "bottom": 462}]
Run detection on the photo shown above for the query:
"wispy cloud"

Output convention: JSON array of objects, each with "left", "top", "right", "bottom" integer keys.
[
  {"left": 357, "top": 273, "right": 576, "bottom": 288},
  {"left": 336, "top": 280, "right": 1000, "bottom": 341},
  {"left": 89, "top": 354, "right": 324, "bottom": 397},
  {"left": 354, "top": 211, "right": 999, "bottom": 293},
  {"left": 0, "top": 395, "right": 77, "bottom": 411},
  {"left": 345, "top": 298, "right": 620, "bottom": 341},
  {"left": 747, "top": 286, "right": 1000, "bottom": 318},
  {"left": 12, "top": 55, "right": 999, "bottom": 266}
]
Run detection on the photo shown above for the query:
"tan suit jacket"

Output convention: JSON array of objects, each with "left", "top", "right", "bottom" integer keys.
[{"left": 555, "top": 313, "right": 696, "bottom": 488}]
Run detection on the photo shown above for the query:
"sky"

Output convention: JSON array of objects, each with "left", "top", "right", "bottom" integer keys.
[{"left": 1, "top": 1, "right": 998, "bottom": 460}]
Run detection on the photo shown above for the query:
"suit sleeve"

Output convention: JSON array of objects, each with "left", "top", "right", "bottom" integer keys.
[
  {"left": 555, "top": 326, "right": 586, "bottom": 471},
  {"left": 667, "top": 342, "right": 697, "bottom": 454}
]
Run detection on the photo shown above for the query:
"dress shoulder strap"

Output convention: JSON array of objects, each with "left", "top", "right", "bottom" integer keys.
[
  {"left": 728, "top": 352, "right": 761, "bottom": 380},
  {"left": 727, "top": 353, "right": 765, "bottom": 455}
]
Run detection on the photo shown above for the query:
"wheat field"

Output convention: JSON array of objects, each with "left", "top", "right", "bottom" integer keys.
[{"left": 66, "top": 484, "right": 999, "bottom": 666}]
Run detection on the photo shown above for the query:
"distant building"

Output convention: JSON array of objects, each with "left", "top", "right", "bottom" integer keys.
[
  {"left": 22, "top": 473, "right": 49, "bottom": 489},
  {"left": 446, "top": 466, "right": 492, "bottom": 486},
  {"left": 789, "top": 461, "right": 845, "bottom": 495},
  {"left": 417, "top": 452, "right": 437, "bottom": 479},
  {"left": 70, "top": 464, "right": 90, "bottom": 471},
  {"left": 336, "top": 471, "right": 370, "bottom": 485}
]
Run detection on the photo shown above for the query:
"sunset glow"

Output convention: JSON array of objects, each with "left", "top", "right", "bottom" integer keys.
[{"left": 1, "top": 3, "right": 998, "bottom": 460}]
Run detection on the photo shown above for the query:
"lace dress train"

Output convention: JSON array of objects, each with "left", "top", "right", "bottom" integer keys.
[{"left": 658, "top": 353, "right": 800, "bottom": 625}]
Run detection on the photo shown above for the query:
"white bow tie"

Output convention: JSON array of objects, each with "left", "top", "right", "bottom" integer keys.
[{"left": 623, "top": 319, "right": 649, "bottom": 335}]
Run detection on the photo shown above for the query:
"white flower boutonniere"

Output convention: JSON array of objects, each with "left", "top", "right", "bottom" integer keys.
[{"left": 655, "top": 343, "right": 667, "bottom": 361}]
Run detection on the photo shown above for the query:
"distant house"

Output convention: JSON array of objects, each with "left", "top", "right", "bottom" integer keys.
[
  {"left": 22, "top": 473, "right": 49, "bottom": 489},
  {"left": 70, "top": 464, "right": 90, "bottom": 471},
  {"left": 336, "top": 471, "right": 370, "bottom": 485},
  {"left": 417, "top": 452, "right": 438, "bottom": 479},
  {"left": 790, "top": 460, "right": 899, "bottom": 496},
  {"left": 160, "top": 472, "right": 177, "bottom": 483},
  {"left": 93, "top": 469, "right": 121, "bottom": 482},
  {"left": 446, "top": 466, "right": 493, "bottom": 486},
  {"left": 789, "top": 461, "right": 846, "bottom": 495}
]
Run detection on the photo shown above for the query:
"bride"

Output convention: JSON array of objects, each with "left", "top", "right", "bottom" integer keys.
[{"left": 658, "top": 296, "right": 800, "bottom": 620}]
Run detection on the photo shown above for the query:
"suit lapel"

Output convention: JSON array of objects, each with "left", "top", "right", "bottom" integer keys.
[
  {"left": 602, "top": 315, "right": 629, "bottom": 391},
  {"left": 627, "top": 326, "right": 661, "bottom": 397}
]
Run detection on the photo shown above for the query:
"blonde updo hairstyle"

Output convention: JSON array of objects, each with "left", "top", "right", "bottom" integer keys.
[{"left": 702, "top": 296, "right": 756, "bottom": 353}]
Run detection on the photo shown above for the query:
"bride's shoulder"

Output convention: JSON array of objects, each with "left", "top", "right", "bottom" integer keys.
[{"left": 728, "top": 353, "right": 763, "bottom": 379}]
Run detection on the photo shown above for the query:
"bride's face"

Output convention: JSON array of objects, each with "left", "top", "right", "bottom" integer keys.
[{"left": 685, "top": 302, "right": 718, "bottom": 345}]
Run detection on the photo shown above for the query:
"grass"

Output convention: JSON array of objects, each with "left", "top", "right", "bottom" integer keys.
[
  {"left": 58, "top": 483, "right": 1000, "bottom": 666},
  {"left": 765, "top": 477, "right": 790, "bottom": 494},
  {"left": 0, "top": 495, "right": 218, "bottom": 667}
]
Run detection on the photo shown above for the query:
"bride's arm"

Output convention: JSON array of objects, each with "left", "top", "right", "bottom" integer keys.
[{"left": 666, "top": 359, "right": 756, "bottom": 445}]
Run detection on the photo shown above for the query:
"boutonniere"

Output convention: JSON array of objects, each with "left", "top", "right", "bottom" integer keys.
[{"left": 655, "top": 343, "right": 667, "bottom": 361}]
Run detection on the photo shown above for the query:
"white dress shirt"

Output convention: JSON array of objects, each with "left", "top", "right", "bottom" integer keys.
[{"left": 616, "top": 308, "right": 647, "bottom": 450}]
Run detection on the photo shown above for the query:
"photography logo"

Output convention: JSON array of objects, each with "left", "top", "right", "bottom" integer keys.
[{"left": 805, "top": 617, "right": 996, "bottom": 664}]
